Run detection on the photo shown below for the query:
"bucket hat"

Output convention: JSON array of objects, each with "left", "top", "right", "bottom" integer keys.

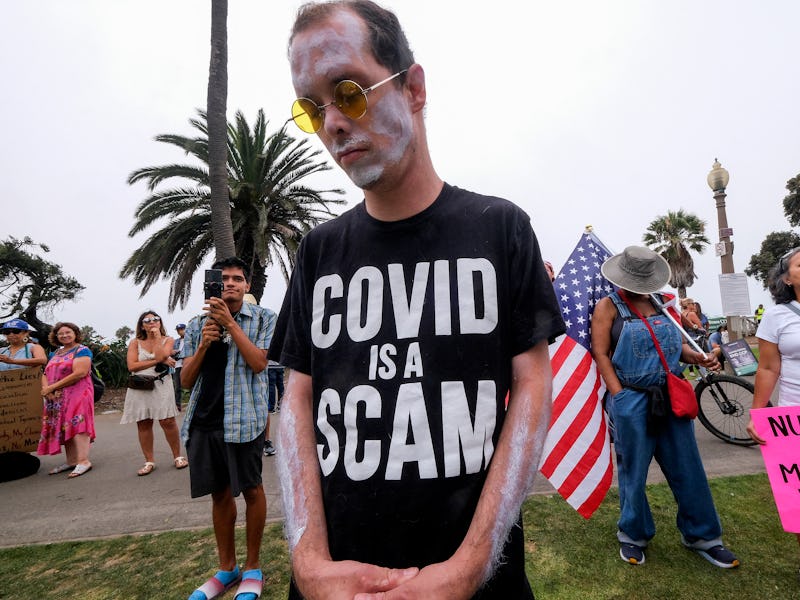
[
  {"left": 0, "top": 318, "right": 36, "bottom": 333},
  {"left": 601, "top": 246, "right": 671, "bottom": 294}
]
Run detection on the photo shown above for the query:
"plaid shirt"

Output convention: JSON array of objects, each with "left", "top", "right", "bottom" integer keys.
[{"left": 180, "top": 301, "right": 277, "bottom": 444}]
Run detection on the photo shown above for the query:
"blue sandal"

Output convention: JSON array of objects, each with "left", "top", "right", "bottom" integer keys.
[
  {"left": 188, "top": 566, "right": 241, "bottom": 600},
  {"left": 234, "top": 569, "right": 263, "bottom": 600}
]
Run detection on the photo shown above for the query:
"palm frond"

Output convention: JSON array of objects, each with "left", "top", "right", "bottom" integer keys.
[{"left": 123, "top": 109, "right": 344, "bottom": 306}]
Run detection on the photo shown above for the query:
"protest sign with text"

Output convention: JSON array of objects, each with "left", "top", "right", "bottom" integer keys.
[
  {"left": 751, "top": 406, "right": 800, "bottom": 533},
  {"left": 0, "top": 366, "right": 42, "bottom": 453}
]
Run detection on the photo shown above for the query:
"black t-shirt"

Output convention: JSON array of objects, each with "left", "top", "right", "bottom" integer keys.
[
  {"left": 190, "top": 340, "right": 228, "bottom": 431},
  {"left": 271, "top": 183, "right": 564, "bottom": 598}
]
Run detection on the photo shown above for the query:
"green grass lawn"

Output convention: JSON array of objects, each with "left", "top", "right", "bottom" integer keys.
[{"left": 1, "top": 474, "right": 796, "bottom": 599}]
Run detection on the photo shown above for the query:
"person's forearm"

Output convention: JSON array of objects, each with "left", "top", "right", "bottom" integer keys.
[
  {"left": 10, "top": 356, "right": 47, "bottom": 367},
  {"left": 128, "top": 357, "right": 161, "bottom": 372},
  {"left": 277, "top": 370, "right": 330, "bottom": 557},
  {"left": 753, "top": 368, "right": 779, "bottom": 409},
  {"left": 456, "top": 341, "right": 552, "bottom": 588},
  {"left": 180, "top": 351, "right": 207, "bottom": 389},
  {"left": 46, "top": 363, "right": 90, "bottom": 391},
  {"left": 228, "top": 323, "right": 268, "bottom": 373},
  {"left": 594, "top": 353, "right": 622, "bottom": 396}
]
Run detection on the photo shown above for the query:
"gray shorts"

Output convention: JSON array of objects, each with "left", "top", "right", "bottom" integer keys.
[{"left": 186, "top": 428, "right": 265, "bottom": 498}]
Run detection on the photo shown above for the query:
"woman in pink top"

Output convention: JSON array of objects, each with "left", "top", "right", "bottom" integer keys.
[{"left": 38, "top": 322, "right": 95, "bottom": 478}]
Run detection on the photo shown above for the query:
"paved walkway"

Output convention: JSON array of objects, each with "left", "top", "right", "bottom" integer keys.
[{"left": 0, "top": 400, "right": 767, "bottom": 548}]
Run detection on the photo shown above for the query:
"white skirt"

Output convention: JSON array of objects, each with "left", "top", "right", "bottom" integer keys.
[{"left": 120, "top": 375, "right": 178, "bottom": 423}]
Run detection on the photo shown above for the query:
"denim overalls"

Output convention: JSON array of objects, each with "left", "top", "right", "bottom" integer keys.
[{"left": 607, "top": 292, "right": 723, "bottom": 549}]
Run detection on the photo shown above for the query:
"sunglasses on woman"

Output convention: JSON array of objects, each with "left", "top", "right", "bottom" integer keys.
[
  {"left": 779, "top": 247, "right": 800, "bottom": 270},
  {"left": 290, "top": 69, "right": 408, "bottom": 134},
  {"left": 142, "top": 317, "right": 161, "bottom": 324},
  {"left": 2, "top": 329, "right": 24, "bottom": 335}
]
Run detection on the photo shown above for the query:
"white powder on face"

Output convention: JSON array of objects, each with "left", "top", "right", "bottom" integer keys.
[
  {"left": 277, "top": 394, "right": 308, "bottom": 552},
  {"left": 344, "top": 90, "right": 413, "bottom": 189},
  {"left": 289, "top": 11, "right": 369, "bottom": 98},
  {"left": 288, "top": 11, "right": 414, "bottom": 190}
]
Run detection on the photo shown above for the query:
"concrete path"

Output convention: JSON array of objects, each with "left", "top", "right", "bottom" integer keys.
[{"left": 0, "top": 396, "right": 767, "bottom": 548}]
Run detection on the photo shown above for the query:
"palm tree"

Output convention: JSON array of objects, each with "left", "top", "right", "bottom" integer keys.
[
  {"left": 642, "top": 209, "right": 710, "bottom": 298},
  {"left": 206, "top": 0, "right": 235, "bottom": 259},
  {"left": 121, "top": 109, "right": 345, "bottom": 309}
]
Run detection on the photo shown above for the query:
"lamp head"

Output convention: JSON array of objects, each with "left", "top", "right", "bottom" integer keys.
[{"left": 707, "top": 158, "right": 730, "bottom": 192}]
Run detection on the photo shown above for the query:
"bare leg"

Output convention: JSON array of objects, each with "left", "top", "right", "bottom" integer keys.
[
  {"left": 242, "top": 485, "right": 266, "bottom": 571},
  {"left": 211, "top": 487, "right": 238, "bottom": 571},
  {"left": 64, "top": 438, "right": 77, "bottom": 466},
  {"left": 64, "top": 434, "right": 91, "bottom": 469},
  {"left": 136, "top": 419, "right": 155, "bottom": 463},
  {"left": 72, "top": 433, "right": 91, "bottom": 465},
  {"left": 158, "top": 417, "right": 183, "bottom": 458}
]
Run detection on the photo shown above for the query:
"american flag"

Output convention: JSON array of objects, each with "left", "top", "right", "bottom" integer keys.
[{"left": 538, "top": 230, "right": 614, "bottom": 518}]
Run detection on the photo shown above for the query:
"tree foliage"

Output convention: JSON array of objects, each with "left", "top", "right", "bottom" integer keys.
[
  {"left": 0, "top": 236, "right": 84, "bottom": 337},
  {"left": 642, "top": 209, "right": 709, "bottom": 298},
  {"left": 745, "top": 230, "right": 800, "bottom": 287},
  {"left": 80, "top": 325, "right": 101, "bottom": 344},
  {"left": 747, "top": 173, "right": 800, "bottom": 289},
  {"left": 121, "top": 109, "right": 344, "bottom": 309},
  {"left": 115, "top": 325, "right": 134, "bottom": 342},
  {"left": 782, "top": 173, "right": 800, "bottom": 227}
]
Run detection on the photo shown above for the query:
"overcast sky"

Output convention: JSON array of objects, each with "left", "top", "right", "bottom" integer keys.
[{"left": 2, "top": 1, "right": 799, "bottom": 339}]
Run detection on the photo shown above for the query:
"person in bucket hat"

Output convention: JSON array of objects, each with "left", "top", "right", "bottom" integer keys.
[{"left": 591, "top": 246, "right": 738, "bottom": 569}]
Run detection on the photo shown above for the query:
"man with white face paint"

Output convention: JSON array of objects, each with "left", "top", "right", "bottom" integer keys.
[{"left": 271, "top": 2, "right": 565, "bottom": 598}]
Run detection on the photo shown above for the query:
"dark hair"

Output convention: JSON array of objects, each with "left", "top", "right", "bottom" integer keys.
[
  {"left": 290, "top": 0, "right": 415, "bottom": 78},
  {"left": 768, "top": 248, "right": 800, "bottom": 304},
  {"left": 135, "top": 310, "right": 167, "bottom": 340},
  {"left": 48, "top": 322, "right": 82, "bottom": 346},
  {"left": 211, "top": 256, "right": 250, "bottom": 282}
]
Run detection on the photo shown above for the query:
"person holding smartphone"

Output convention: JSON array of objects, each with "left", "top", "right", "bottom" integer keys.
[{"left": 181, "top": 257, "right": 276, "bottom": 600}]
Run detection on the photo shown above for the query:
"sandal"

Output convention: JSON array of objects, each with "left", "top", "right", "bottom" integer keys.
[
  {"left": 49, "top": 463, "right": 74, "bottom": 475},
  {"left": 137, "top": 462, "right": 156, "bottom": 476},
  {"left": 188, "top": 566, "right": 241, "bottom": 600},
  {"left": 234, "top": 569, "right": 263, "bottom": 600},
  {"left": 68, "top": 463, "right": 92, "bottom": 478},
  {"left": 174, "top": 456, "right": 189, "bottom": 469}
]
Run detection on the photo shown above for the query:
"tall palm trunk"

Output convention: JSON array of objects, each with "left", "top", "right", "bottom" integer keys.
[
  {"left": 207, "top": 0, "right": 235, "bottom": 259},
  {"left": 238, "top": 236, "right": 267, "bottom": 303}
]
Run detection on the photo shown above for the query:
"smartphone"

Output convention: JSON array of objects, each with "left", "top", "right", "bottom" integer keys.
[{"left": 204, "top": 269, "right": 223, "bottom": 300}]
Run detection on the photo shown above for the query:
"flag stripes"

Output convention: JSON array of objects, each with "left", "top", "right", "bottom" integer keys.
[{"left": 538, "top": 231, "right": 615, "bottom": 518}]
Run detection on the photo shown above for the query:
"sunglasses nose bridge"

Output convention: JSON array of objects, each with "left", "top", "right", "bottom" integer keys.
[{"left": 315, "top": 100, "right": 359, "bottom": 134}]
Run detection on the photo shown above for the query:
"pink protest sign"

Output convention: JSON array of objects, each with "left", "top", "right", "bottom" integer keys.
[{"left": 751, "top": 406, "right": 800, "bottom": 533}]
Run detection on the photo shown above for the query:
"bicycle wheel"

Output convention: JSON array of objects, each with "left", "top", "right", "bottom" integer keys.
[{"left": 695, "top": 374, "right": 757, "bottom": 446}]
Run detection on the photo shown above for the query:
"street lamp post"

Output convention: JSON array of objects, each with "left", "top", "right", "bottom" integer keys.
[
  {"left": 707, "top": 159, "right": 733, "bottom": 274},
  {"left": 707, "top": 159, "right": 737, "bottom": 338}
]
